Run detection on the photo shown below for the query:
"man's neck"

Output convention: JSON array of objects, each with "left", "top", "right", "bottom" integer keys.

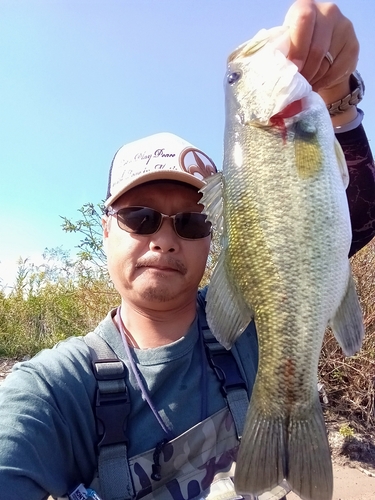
[{"left": 117, "top": 297, "right": 198, "bottom": 349}]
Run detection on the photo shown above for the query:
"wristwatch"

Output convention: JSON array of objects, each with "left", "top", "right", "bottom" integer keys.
[{"left": 326, "top": 70, "right": 365, "bottom": 116}]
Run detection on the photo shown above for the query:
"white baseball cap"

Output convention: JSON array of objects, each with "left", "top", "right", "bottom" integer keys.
[{"left": 105, "top": 132, "right": 218, "bottom": 207}]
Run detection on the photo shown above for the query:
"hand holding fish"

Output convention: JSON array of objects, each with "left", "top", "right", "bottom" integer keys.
[{"left": 284, "top": 0, "right": 359, "bottom": 125}]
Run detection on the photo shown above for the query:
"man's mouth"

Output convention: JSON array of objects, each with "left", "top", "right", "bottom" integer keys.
[{"left": 135, "top": 257, "right": 187, "bottom": 275}]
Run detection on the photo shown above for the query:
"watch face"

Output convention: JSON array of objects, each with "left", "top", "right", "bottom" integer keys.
[{"left": 352, "top": 70, "right": 365, "bottom": 97}]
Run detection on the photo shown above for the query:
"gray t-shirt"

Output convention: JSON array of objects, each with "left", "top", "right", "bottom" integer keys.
[{"left": 0, "top": 292, "right": 258, "bottom": 500}]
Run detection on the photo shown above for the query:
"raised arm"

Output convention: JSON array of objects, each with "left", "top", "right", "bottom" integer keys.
[{"left": 284, "top": 0, "right": 375, "bottom": 255}]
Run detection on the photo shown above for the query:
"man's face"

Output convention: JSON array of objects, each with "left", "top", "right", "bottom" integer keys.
[{"left": 103, "top": 181, "right": 211, "bottom": 310}]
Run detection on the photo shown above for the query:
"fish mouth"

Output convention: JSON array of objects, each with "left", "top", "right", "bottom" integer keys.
[{"left": 270, "top": 98, "right": 305, "bottom": 122}]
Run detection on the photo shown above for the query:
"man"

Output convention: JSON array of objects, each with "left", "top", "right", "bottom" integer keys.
[{"left": 0, "top": 1, "right": 374, "bottom": 499}]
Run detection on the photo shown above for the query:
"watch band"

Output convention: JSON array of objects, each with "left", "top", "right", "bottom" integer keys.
[{"left": 326, "top": 70, "right": 365, "bottom": 116}]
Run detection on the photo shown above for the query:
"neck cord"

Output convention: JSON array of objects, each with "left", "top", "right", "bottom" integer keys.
[
  {"left": 116, "top": 306, "right": 208, "bottom": 440},
  {"left": 117, "top": 306, "right": 175, "bottom": 441}
]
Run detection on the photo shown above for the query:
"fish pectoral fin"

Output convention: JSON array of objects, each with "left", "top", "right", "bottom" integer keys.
[
  {"left": 205, "top": 251, "right": 253, "bottom": 349},
  {"left": 199, "top": 172, "right": 224, "bottom": 234},
  {"left": 334, "top": 137, "right": 350, "bottom": 188},
  {"left": 330, "top": 272, "right": 365, "bottom": 356},
  {"left": 235, "top": 397, "right": 333, "bottom": 500}
]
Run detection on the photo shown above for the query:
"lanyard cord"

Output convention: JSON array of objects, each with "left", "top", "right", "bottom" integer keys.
[
  {"left": 117, "top": 306, "right": 175, "bottom": 441},
  {"left": 117, "top": 306, "right": 208, "bottom": 441},
  {"left": 116, "top": 305, "right": 209, "bottom": 483},
  {"left": 117, "top": 306, "right": 207, "bottom": 441}
]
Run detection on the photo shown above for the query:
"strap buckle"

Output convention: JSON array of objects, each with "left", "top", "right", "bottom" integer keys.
[
  {"left": 204, "top": 334, "right": 247, "bottom": 396},
  {"left": 92, "top": 359, "right": 131, "bottom": 448}
]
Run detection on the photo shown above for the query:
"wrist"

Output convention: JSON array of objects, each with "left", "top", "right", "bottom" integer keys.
[
  {"left": 333, "top": 109, "right": 364, "bottom": 134},
  {"left": 330, "top": 105, "right": 357, "bottom": 128},
  {"left": 319, "top": 79, "right": 351, "bottom": 108},
  {"left": 319, "top": 70, "right": 365, "bottom": 128}
]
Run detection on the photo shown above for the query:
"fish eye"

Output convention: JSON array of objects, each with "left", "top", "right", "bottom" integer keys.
[{"left": 227, "top": 71, "right": 242, "bottom": 85}]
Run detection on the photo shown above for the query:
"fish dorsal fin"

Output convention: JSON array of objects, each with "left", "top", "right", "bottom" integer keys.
[{"left": 199, "top": 172, "right": 225, "bottom": 234}]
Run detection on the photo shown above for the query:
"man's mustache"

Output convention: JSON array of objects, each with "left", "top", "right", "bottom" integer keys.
[{"left": 135, "top": 256, "right": 187, "bottom": 275}]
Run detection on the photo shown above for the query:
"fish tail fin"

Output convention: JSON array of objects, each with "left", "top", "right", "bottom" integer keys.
[
  {"left": 330, "top": 272, "right": 364, "bottom": 356},
  {"left": 235, "top": 397, "right": 333, "bottom": 500},
  {"left": 234, "top": 403, "right": 287, "bottom": 496},
  {"left": 288, "top": 397, "right": 333, "bottom": 500}
]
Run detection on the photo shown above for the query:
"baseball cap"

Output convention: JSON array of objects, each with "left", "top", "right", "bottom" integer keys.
[{"left": 105, "top": 132, "right": 218, "bottom": 207}]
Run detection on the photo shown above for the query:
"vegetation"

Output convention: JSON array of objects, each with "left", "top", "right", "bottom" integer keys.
[
  {"left": 0, "top": 247, "right": 118, "bottom": 358},
  {"left": 319, "top": 239, "right": 375, "bottom": 431},
  {"left": 0, "top": 202, "right": 374, "bottom": 430}
]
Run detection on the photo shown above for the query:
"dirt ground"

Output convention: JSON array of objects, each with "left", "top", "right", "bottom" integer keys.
[
  {"left": 287, "top": 417, "right": 375, "bottom": 499},
  {"left": 1, "top": 358, "right": 374, "bottom": 499}
]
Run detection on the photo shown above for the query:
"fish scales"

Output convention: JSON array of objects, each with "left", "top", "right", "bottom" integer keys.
[{"left": 200, "top": 26, "right": 364, "bottom": 500}]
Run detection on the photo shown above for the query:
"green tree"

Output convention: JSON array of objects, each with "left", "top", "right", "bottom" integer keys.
[{"left": 61, "top": 202, "right": 107, "bottom": 276}]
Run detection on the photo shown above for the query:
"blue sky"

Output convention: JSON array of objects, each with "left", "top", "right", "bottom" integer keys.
[{"left": 1, "top": 0, "right": 374, "bottom": 288}]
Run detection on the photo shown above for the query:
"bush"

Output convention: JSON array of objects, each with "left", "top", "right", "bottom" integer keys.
[
  {"left": 319, "top": 239, "right": 375, "bottom": 430},
  {"left": 0, "top": 249, "right": 119, "bottom": 357}
]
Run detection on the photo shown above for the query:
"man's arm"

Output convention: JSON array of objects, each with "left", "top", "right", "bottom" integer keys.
[
  {"left": 336, "top": 122, "right": 375, "bottom": 256},
  {"left": 284, "top": 1, "right": 374, "bottom": 255},
  {"left": 0, "top": 338, "right": 98, "bottom": 500}
]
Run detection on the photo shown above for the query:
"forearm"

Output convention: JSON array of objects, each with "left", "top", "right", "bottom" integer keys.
[
  {"left": 320, "top": 71, "right": 374, "bottom": 256},
  {"left": 335, "top": 117, "right": 375, "bottom": 256}
]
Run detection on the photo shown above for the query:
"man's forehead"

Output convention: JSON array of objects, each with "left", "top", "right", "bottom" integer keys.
[{"left": 113, "top": 180, "right": 201, "bottom": 207}]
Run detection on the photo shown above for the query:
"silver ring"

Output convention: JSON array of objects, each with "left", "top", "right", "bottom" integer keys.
[{"left": 325, "top": 51, "right": 334, "bottom": 66}]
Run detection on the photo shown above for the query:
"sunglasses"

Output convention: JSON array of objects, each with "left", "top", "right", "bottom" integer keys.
[{"left": 107, "top": 206, "right": 212, "bottom": 240}]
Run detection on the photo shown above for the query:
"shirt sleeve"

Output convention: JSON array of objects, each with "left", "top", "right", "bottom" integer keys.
[
  {"left": 0, "top": 338, "right": 98, "bottom": 500},
  {"left": 336, "top": 121, "right": 375, "bottom": 256}
]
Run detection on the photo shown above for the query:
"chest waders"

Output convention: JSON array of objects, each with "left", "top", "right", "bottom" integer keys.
[{"left": 59, "top": 300, "right": 289, "bottom": 500}]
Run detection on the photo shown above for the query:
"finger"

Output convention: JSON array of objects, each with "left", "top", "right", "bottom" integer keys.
[
  {"left": 311, "top": 43, "right": 358, "bottom": 92},
  {"left": 296, "top": 4, "right": 341, "bottom": 83},
  {"left": 310, "top": 20, "right": 359, "bottom": 90},
  {"left": 283, "top": 0, "right": 317, "bottom": 72}
]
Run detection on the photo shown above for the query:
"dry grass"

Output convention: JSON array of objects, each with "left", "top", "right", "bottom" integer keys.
[
  {"left": 2, "top": 236, "right": 375, "bottom": 428},
  {"left": 319, "top": 239, "right": 375, "bottom": 430}
]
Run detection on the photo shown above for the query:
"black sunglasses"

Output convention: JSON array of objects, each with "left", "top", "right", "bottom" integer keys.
[{"left": 107, "top": 206, "right": 212, "bottom": 240}]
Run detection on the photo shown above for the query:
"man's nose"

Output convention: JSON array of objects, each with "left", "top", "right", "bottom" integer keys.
[{"left": 149, "top": 218, "right": 179, "bottom": 253}]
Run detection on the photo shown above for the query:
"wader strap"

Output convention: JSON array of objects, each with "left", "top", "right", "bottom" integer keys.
[
  {"left": 197, "top": 295, "right": 249, "bottom": 439},
  {"left": 84, "top": 331, "right": 135, "bottom": 500},
  {"left": 203, "top": 330, "right": 249, "bottom": 439}
]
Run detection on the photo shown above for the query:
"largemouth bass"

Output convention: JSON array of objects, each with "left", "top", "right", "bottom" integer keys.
[{"left": 200, "top": 26, "right": 364, "bottom": 500}]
